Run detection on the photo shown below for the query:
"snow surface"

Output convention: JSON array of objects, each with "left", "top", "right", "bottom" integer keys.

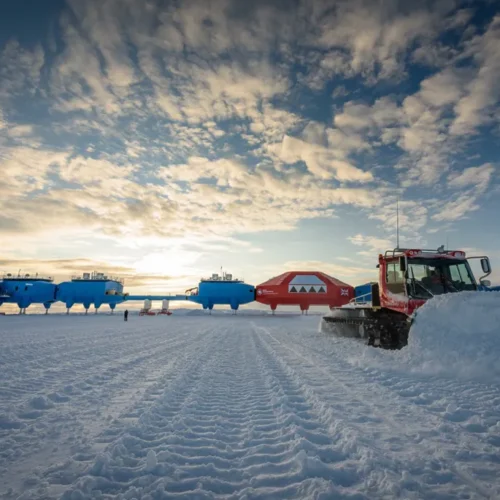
[
  {"left": 347, "top": 291, "right": 500, "bottom": 383},
  {"left": 1, "top": 298, "right": 500, "bottom": 499}
]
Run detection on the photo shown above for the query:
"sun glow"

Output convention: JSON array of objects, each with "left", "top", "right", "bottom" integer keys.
[{"left": 133, "top": 251, "right": 202, "bottom": 277}]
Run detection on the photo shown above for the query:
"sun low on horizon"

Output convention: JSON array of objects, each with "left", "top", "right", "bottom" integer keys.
[{"left": 0, "top": 0, "right": 499, "bottom": 292}]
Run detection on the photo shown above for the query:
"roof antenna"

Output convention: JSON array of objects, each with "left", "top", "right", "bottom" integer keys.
[{"left": 396, "top": 198, "right": 400, "bottom": 250}]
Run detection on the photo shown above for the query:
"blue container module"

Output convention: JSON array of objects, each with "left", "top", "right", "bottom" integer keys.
[
  {"left": 57, "top": 272, "right": 125, "bottom": 313},
  {"left": 0, "top": 275, "right": 57, "bottom": 313},
  {"left": 354, "top": 283, "right": 375, "bottom": 303},
  {"left": 186, "top": 273, "right": 255, "bottom": 312}
]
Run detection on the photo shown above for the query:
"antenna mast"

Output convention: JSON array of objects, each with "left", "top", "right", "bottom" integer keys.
[{"left": 396, "top": 199, "right": 400, "bottom": 249}]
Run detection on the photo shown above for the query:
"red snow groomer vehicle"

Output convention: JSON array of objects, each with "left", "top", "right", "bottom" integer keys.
[{"left": 321, "top": 246, "right": 492, "bottom": 349}]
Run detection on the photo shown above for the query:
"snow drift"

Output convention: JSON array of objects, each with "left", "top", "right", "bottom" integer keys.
[
  {"left": 351, "top": 291, "right": 500, "bottom": 382},
  {"left": 405, "top": 291, "right": 500, "bottom": 380}
]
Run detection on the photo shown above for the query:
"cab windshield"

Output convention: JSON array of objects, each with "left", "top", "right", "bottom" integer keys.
[{"left": 386, "top": 257, "right": 476, "bottom": 299}]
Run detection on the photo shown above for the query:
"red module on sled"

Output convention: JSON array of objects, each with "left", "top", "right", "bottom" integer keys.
[{"left": 255, "top": 271, "right": 354, "bottom": 313}]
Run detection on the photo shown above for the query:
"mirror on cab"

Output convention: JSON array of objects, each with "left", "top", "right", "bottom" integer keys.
[
  {"left": 480, "top": 279, "right": 491, "bottom": 287},
  {"left": 399, "top": 255, "right": 407, "bottom": 273},
  {"left": 480, "top": 258, "right": 491, "bottom": 274}
]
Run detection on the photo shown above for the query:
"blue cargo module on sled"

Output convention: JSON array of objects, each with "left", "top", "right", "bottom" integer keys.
[
  {"left": 186, "top": 272, "right": 255, "bottom": 312},
  {"left": 57, "top": 272, "right": 125, "bottom": 314},
  {"left": 0, "top": 274, "right": 57, "bottom": 313}
]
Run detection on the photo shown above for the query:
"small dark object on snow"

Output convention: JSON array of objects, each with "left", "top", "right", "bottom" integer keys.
[{"left": 124, "top": 309, "right": 129, "bottom": 321}]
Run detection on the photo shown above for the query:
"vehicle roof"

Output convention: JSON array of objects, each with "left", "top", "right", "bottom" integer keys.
[{"left": 383, "top": 248, "right": 466, "bottom": 259}]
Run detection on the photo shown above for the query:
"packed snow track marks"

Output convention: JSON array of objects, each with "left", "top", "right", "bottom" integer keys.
[
  {"left": 59, "top": 321, "right": 355, "bottom": 499},
  {"left": 2, "top": 314, "right": 500, "bottom": 499},
  {"left": 0, "top": 315, "right": 212, "bottom": 498}
]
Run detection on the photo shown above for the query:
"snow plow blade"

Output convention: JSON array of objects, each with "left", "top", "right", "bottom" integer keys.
[{"left": 321, "top": 308, "right": 410, "bottom": 349}]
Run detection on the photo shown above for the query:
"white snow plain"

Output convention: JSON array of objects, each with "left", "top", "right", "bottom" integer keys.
[{"left": 1, "top": 293, "right": 500, "bottom": 499}]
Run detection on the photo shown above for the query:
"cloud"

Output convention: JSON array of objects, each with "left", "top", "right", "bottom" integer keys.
[
  {"left": 448, "top": 163, "right": 495, "bottom": 192},
  {"left": 51, "top": 21, "right": 123, "bottom": 114},
  {"left": 327, "top": 58, "right": 494, "bottom": 193},
  {"left": 298, "top": 51, "right": 351, "bottom": 90},
  {"left": 55, "top": 0, "right": 293, "bottom": 127},
  {"left": 418, "top": 68, "right": 466, "bottom": 107},
  {"left": 451, "top": 15, "right": 500, "bottom": 135},
  {"left": 432, "top": 194, "right": 481, "bottom": 222},
  {"left": 157, "top": 155, "right": 380, "bottom": 234},
  {"left": 396, "top": 93, "right": 455, "bottom": 186},
  {"left": 306, "top": 0, "right": 462, "bottom": 82},
  {"left": 66, "top": 0, "right": 137, "bottom": 89},
  {"left": 47, "top": 0, "right": 477, "bottom": 131},
  {"left": 0, "top": 40, "right": 44, "bottom": 99},
  {"left": 278, "top": 134, "right": 373, "bottom": 182},
  {"left": 0, "top": 146, "right": 175, "bottom": 241},
  {"left": 333, "top": 66, "right": 478, "bottom": 190},
  {"left": 427, "top": 163, "right": 496, "bottom": 222},
  {"left": 58, "top": 157, "right": 136, "bottom": 186},
  {"left": 0, "top": 139, "right": 381, "bottom": 247},
  {"left": 334, "top": 97, "right": 403, "bottom": 132},
  {"left": 348, "top": 234, "right": 393, "bottom": 253},
  {"left": 0, "top": 147, "right": 68, "bottom": 195},
  {"left": 367, "top": 201, "right": 429, "bottom": 245},
  {"left": 247, "top": 104, "right": 301, "bottom": 143},
  {"left": 5, "top": 125, "right": 35, "bottom": 138},
  {"left": 145, "top": 59, "right": 290, "bottom": 125},
  {"left": 412, "top": 41, "right": 459, "bottom": 68},
  {"left": 0, "top": 255, "right": 179, "bottom": 288}
]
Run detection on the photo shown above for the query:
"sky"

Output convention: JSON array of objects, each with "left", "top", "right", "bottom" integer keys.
[{"left": 0, "top": 0, "right": 499, "bottom": 294}]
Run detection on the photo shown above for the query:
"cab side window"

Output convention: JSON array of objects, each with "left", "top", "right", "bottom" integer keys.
[
  {"left": 386, "top": 261, "right": 406, "bottom": 295},
  {"left": 448, "top": 263, "right": 474, "bottom": 290}
]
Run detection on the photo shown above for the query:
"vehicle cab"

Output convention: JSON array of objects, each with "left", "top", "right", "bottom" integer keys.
[{"left": 379, "top": 247, "right": 492, "bottom": 316}]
